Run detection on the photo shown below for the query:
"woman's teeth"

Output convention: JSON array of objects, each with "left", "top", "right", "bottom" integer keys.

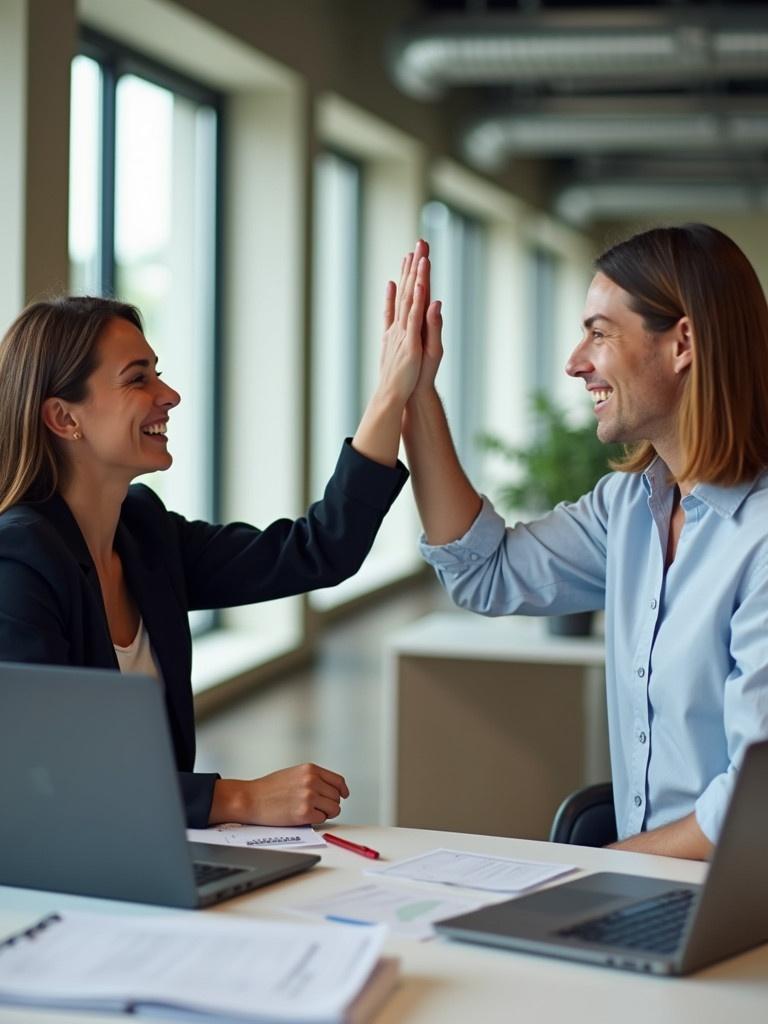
[{"left": 143, "top": 423, "right": 167, "bottom": 435}]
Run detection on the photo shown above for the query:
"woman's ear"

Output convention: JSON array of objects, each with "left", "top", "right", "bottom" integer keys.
[
  {"left": 672, "top": 316, "right": 694, "bottom": 375},
  {"left": 41, "top": 397, "right": 81, "bottom": 441}
]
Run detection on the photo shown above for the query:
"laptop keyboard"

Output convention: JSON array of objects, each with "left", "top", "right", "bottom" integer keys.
[
  {"left": 193, "top": 861, "right": 248, "bottom": 887},
  {"left": 557, "top": 888, "right": 696, "bottom": 955}
]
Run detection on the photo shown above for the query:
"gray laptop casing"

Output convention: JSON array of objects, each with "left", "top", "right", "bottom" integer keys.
[
  {"left": 436, "top": 739, "right": 768, "bottom": 975},
  {"left": 0, "top": 662, "right": 319, "bottom": 908}
]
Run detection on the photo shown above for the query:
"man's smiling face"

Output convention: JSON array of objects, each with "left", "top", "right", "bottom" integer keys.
[{"left": 565, "top": 272, "right": 685, "bottom": 450}]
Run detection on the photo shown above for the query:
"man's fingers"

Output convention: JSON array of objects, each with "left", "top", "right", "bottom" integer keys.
[{"left": 383, "top": 280, "right": 396, "bottom": 329}]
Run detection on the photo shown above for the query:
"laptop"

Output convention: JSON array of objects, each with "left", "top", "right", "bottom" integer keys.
[
  {"left": 436, "top": 738, "right": 768, "bottom": 975},
  {"left": 0, "top": 662, "right": 320, "bottom": 908}
]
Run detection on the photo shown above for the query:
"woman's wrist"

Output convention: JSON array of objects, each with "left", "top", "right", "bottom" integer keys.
[{"left": 209, "top": 778, "right": 251, "bottom": 825}]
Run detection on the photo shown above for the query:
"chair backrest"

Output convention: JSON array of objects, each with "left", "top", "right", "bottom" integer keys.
[{"left": 549, "top": 782, "right": 617, "bottom": 847}]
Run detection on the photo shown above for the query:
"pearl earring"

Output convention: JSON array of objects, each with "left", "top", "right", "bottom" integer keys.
[{"left": 72, "top": 430, "right": 82, "bottom": 441}]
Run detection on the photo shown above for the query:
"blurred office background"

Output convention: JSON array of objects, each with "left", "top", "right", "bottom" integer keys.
[{"left": 3, "top": 0, "right": 768, "bottom": 823}]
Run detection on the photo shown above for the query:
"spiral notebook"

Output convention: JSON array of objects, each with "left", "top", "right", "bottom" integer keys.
[{"left": 0, "top": 911, "right": 399, "bottom": 1023}]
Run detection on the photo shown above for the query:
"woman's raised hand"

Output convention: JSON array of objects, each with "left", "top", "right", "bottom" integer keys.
[
  {"left": 351, "top": 239, "right": 443, "bottom": 467},
  {"left": 378, "top": 244, "right": 430, "bottom": 405}
]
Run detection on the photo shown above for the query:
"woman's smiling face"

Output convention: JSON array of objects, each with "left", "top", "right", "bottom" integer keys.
[{"left": 65, "top": 317, "right": 181, "bottom": 483}]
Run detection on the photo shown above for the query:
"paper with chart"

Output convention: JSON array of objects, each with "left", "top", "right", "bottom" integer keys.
[
  {"left": 187, "top": 822, "right": 327, "bottom": 849},
  {"left": 289, "top": 881, "right": 489, "bottom": 941},
  {"left": 367, "top": 848, "right": 575, "bottom": 893}
]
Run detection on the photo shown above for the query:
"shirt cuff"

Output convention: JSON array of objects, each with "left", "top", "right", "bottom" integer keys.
[{"left": 419, "top": 495, "right": 506, "bottom": 571}]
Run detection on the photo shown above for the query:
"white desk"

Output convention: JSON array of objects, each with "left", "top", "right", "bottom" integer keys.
[
  {"left": 383, "top": 612, "right": 609, "bottom": 838},
  {"left": 1, "top": 827, "right": 766, "bottom": 1024}
]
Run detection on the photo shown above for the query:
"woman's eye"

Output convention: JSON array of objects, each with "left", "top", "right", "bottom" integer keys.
[{"left": 130, "top": 374, "right": 147, "bottom": 385}]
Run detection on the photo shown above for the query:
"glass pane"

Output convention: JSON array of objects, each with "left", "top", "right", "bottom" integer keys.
[
  {"left": 310, "top": 152, "right": 362, "bottom": 500},
  {"left": 68, "top": 55, "right": 102, "bottom": 294},
  {"left": 421, "top": 201, "right": 485, "bottom": 472},
  {"left": 114, "top": 74, "right": 217, "bottom": 526}
]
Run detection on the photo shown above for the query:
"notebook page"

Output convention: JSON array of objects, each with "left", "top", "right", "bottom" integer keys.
[{"left": 0, "top": 912, "right": 386, "bottom": 1022}]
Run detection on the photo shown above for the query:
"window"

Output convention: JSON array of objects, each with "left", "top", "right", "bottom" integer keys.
[
  {"left": 528, "top": 246, "right": 560, "bottom": 405},
  {"left": 68, "top": 32, "right": 221, "bottom": 634},
  {"left": 68, "top": 32, "right": 221, "bottom": 531},
  {"left": 421, "top": 200, "right": 486, "bottom": 476},
  {"left": 310, "top": 151, "right": 363, "bottom": 500}
]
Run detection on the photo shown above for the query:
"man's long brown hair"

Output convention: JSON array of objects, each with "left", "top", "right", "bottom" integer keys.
[
  {"left": 597, "top": 224, "right": 768, "bottom": 485},
  {"left": 0, "top": 296, "right": 143, "bottom": 513}
]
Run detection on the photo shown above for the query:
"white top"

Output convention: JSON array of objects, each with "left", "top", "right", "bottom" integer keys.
[{"left": 113, "top": 617, "right": 162, "bottom": 683}]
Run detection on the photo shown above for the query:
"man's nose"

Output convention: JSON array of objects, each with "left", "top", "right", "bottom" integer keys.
[{"left": 565, "top": 338, "right": 594, "bottom": 379}]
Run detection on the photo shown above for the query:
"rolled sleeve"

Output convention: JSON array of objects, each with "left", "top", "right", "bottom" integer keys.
[{"left": 419, "top": 496, "right": 506, "bottom": 571}]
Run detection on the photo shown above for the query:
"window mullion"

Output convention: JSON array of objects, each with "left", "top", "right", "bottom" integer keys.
[{"left": 99, "top": 60, "right": 117, "bottom": 297}]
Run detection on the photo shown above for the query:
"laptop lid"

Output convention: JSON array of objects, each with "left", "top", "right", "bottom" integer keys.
[
  {"left": 0, "top": 662, "right": 318, "bottom": 907},
  {"left": 436, "top": 739, "right": 768, "bottom": 974}
]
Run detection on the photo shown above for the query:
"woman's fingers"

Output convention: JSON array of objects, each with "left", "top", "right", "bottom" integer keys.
[
  {"left": 407, "top": 258, "right": 429, "bottom": 337},
  {"left": 395, "top": 252, "right": 414, "bottom": 323}
]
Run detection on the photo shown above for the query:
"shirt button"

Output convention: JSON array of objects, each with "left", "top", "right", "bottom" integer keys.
[
  {"left": 470, "top": 553, "right": 480, "bottom": 561},
  {"left": 634, "top": 794, "right": 642, "bottom": 807},
  {"left": 638, "top": 731, "right": 647, "bottom": 744},
  {"left": 637, "top": 667, "right": 645, "bottom": 678},
  {"left": 650, "top": 598, "right": 657, "bottom": 610}
]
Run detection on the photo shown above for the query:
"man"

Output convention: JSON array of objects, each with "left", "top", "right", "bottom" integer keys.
[{"left": 397, "top": 225, "right": 768, "bottom": 860}]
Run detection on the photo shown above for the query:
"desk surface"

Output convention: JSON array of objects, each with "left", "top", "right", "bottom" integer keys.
[
  {"left": 389, "top": 612, "right": 605, "bottom": 665},
  {"left": 0, "top": 826, "right": 765, "bottom": 1024}
]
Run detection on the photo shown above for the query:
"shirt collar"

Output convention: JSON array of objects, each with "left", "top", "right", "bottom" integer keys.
[{"left": 642, "top": 455, "right": 761, "bottom": 519}]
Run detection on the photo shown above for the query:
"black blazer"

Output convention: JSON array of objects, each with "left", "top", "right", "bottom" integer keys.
[{"left": 0, "top": 441, "right": 407, "bottom": 826}]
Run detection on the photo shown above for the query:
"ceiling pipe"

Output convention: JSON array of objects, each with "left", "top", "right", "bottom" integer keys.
[
  {"left": 555, "top": 180, "right": 768, "bottom": 226},
  {"left": 462, "top": 97, "right": 768, "bottom": 169},
  {"left": 390, "top": 7, "right": 768, "bottom": 100}
]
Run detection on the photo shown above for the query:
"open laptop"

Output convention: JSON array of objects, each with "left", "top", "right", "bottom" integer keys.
[
  {"left": 0, "top": 662, "right": 319, "bottom": 908},
  {"left": 436, "top": 739, "right": 768, "bottom": 975}
]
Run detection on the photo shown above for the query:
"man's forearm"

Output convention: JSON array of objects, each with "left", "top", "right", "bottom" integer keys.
[
  {"left": 402, "top": 387, "right": 482, "bottom": 545},
  {"left": 609, "top": 811, "right": 714, "bottom": 861}
]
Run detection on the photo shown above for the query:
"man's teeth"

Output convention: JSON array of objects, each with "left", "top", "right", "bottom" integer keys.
[
  {"left": 591, "top": 389, "right": 612, "bottom": 404},
  {"left": 143, "top": 423, "right": 167, "bottom": 435}
]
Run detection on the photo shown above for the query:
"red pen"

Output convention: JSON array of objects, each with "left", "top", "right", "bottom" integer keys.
[{"left": 322, "top": 833, "right": 380, "bottom": 859}]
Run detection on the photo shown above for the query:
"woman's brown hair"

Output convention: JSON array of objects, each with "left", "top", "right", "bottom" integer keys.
[
  {"left": 597, "top": 224, "right": 768, "bottom": 485},
  {"left": 0, "top": 296, "right": 142, "bottom": 513}
]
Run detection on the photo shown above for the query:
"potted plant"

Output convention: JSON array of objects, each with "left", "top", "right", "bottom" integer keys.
[{"left": 477, "top": 391, "right": 622, "bottom": 636}]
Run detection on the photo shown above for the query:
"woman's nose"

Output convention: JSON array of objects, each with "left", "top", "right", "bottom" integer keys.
[{"left": 158, "top": 380, "right": 181, "bottom": 408}]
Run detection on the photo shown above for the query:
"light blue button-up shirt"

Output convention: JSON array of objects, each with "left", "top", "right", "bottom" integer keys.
[{"left": 420, "top": 459, "right": 768, "bottom": 843}]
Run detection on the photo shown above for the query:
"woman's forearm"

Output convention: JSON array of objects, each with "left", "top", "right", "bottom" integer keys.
[{"left": 402, "top": 386, "right": 482, "bottom": 545}]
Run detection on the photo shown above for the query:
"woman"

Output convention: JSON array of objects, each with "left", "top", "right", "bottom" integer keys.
[{"left": 0, "top": 250, "right": 430, "bottom": 828}]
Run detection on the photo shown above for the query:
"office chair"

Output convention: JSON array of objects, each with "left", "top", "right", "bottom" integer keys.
[{"left": 549, "top": 782, "right": 617, "bottom": 847}]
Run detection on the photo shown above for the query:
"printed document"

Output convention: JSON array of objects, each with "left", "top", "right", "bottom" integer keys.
[
  {"left": 290, "top": 881, "right": 489, "bottom": 941},
  {"left": 367, "top": 848, "right": 575, "bottom": 893},
  {"left": 0, "top": 911, "right": 393, "bottom": 1023},
  {"left": 187, "top": 822, "right": 327, "bottom": 849}
]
